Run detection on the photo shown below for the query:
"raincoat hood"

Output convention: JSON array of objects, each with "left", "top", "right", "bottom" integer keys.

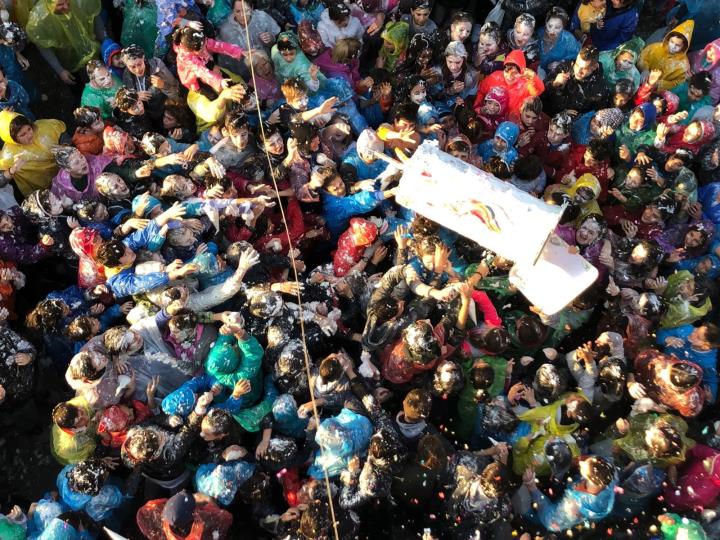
[
  {"left": 380, "top": 21, "right": 409, "bottom": 69},
  {"left": 663, "top": 20, "right": 695, "bottom": 54},
  {"left": 495, "top": 121, "right": 520, "bottom": 146},
  {"left": 571, "top": 173, "right": 602, "bottom": 199},
  {"left": 636, "top": 102, "right": 657, "bottom": 131},
  {"left": 613, "top": 36, "right": 644, "bottom": 62},
  {"left": 697, "top": 37, "right": 720, "bottom": 70},
  {"left": 504, "top": 49, "right": 527, "bottom": 71},
  {"left": 0, "top": 110, "right": 22, "bottom": 144},
  {"left": 485, "top": 87, "right": 510, "bottom": 116},
  {"left": 348, "top": 217, "right": 378, "bottom": 246}
]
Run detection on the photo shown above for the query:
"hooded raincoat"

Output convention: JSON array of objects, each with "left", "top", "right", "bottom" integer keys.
[
  {"left": 690, "top": 38, "right": 720, "bottom": 104},
  {"left": 26, "top": 0, "right": 101, "bottom": 73},
  {"left": 599, "top": 36, "right": 644, "bottom": 89},
  {"left": 0, "top": 111, "right": 66, "bottom": 196},
  {"left": 639, "top": 21, "right": 695, "bottom": 91}
]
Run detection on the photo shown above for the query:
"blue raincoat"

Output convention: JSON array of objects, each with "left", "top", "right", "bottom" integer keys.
[
  {"left": 195, "top": 460, "right": 256, "bottom": 505},
  {"left": 538, "top": 29, "right": 581, "bottom": 72},
  {"left": 56, "top": 465, "right": 123, "bottom": 523},
  {"left": 308, "top": 408, "right": 373, "bottom": 479},
  {"left": 529, "top": 477, "right": 616, "bottom": 531},
  {"left": 477, "top": 122, "right": 520, "bottom": 166}
]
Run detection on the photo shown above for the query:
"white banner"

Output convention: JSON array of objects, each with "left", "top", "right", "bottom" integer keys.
[
  {"left": 396, "top": 141, "right": 563, "bottom": 265},
  {"left": 510, "top": 234, "right": 599, "bottom": 314}
]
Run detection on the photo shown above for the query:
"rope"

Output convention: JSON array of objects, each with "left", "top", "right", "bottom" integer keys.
[{"left": 236, "top": 7, "right": 341, "bottom": 540}]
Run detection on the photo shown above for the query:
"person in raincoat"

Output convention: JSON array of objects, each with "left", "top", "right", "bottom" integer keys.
[
  {"left": 538, "top": 7, "right": 580, "bottom": 74},
  {"left": 308, "top": 407, "right": 373, "bottom": 479},
  {"left": 376, "top": 21, "right": 408, "bottom": 72},
  {"left": 510, "top": 393, "right": 591, "bottom": 476},
  {"left": 663, "top": 444, "right": 720, "bottom": 512},
  {"left": 599, "top": 36, "right": 644, "bottom": 88},
  {"left": 615, "top": 103, "right": 657, "bottom": 161},
  {"left": 474, "top": 49, "right": 545, "bottom": 116},
  {"left": 80, "top": 60, "right": 123, "bottom": 120},
  {"left": 638, "top": 21, "right": 695, "bottom": 92},
  {"left": 477, "top": 121, "right": 520, "bottom": 167},
  {"left": 660, "top": 270, "right": 712, "bottom": 329},
  {"left": 613, "top": 412, "right": 695, "bottom": 466},
  {"left": 26, "top": 0, "right": 102, "bottom": 85},
  {"left": 522, "top": 455, "right": 616, "bottom": 532},
  {"left": 50, "top": 396, "right": 97, "bottom": 465},
  {"left": 690, "top": 38, "right": 720, "bottom": 104},
  {"left": 0, "top": 110, "right": 66, "bottom": 197},
  {"left": 57, "top": 459, "right": 124, "bottom": 524},
  {"left": 272, "top": 31, "right": 326, "bottom": 91}
]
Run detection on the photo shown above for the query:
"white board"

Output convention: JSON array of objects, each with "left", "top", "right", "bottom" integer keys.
[{"left": 509, "top": 234, "right": 599, "bottom": 314}]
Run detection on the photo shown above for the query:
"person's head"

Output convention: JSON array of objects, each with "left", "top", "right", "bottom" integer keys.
[
  {"left": 97, "top": 238, "right": 135, "bottom": 268},
  {"left": 597, "top": 357, "right": 627, "bottom": 397},
  {"left": 70, "top": 350, "right": 109, "bottom": 382},
  {"left": 584, "top": 138, "right": 611, "bottom": 166},
  {"left": 564, "top": 394, "right": 592, "bottom": 425},
  {"left": 688, "top": 71, "right": 712, "bottom": 101},
  {"left": 120, "top": 45, "right": 146, "bottom": 77},
  {"left": 579, "top": 456, "right": 614, "bottom": 489},
  {"left": 73, "top": 106, "right": 104, "bottom": 132},
  {"left": 402, "top": 320, "right": 441, "bottom": 365},
  {"left": 444, "top": 41, "right": 467, "bottom": 74},
  {"left": 446, "top": 137, "right": 471, "bottom": 160},
  {"left": 161, "top": 490, "right": 196, "bottom": 535},
  {"left": 9, "top": 114, "right": 33, "bottom": 144},
  {"left": 103, "top": 326, "right": 143, "bottom": 356},
  {"left": 688, "top": 323, "right": 720, "bottom": 351},
  {"left": 26, "top": 298, "right": 68, "bottom": 333},
  {"left": 53, "top": 0, "right": 71, "bottom": 14},
  {"left": 86, "top": 60, "right": 114, "bottom": 89},
  {"left": 574, "top": 46, "right": 600, "bottom": 80},
  {"left": 115, "top": 87, "right": 144, "bottom": 116},
  {"left": 666, "top": 32, "right": 688, "bottom": 55},
  {"left": 174, "top": 26, "right": 206, "bottom": 51},
  {"left": 515, "top": 315, "right": 546, "bottom": 347},
  {"left": 432, "top": 360, "right": 464, "bottom": 397},
  {"left": 168, "top": 309, "right": 198, "bottom": 342},
  {"left": 485, "top": 156, "right": 512, "bottom": 179},
  {"left": 391, "top": 101, "right": 418, "bottom": 132},
  {"left": 249, "top": 290, "right": 284, "bottom": 318},
  {"left": 629, "top": 105, "right": 651, "bottom": 131},
  {"left": 223, "top": 112, "right": 250, "bottom": 149},
  {"left": 331, "top": 37, "right": 361, "bottom": 65},
  {"left": 246, "top": 48, "right": 274, "bottom": 79},
  {"left": 417, "top": 433, "right": 448, "bottom": 470},
  {"left": 479, "top": 462, "right": 511, "bottom": 498},
  {"left": 200, "top": 409, "right": 233, "bottom": 441},
  {"left": 140, "top": 132, "right": 170, "bottom": 157},
  {"left": 52, "top": 145, "right": 89, "bottom": 176},
  {"left": 548, "top": 111, "right": 572, "bottom": 144},
  {"left": 318, "top": 355, "right": 343, "bottom": 384},
  {"left": 575, "top": 213, "right": 606, "bottom": 246},
  {"left": 281, "top": 77, "right": 308, "bottom": 109},
  {"left": 96, "top": 172, "right": 129, "bottom": 199},
  {"left": 519, "top": 96, "right": 542, "bottom": 128},
  {"left": 545, "top": 6, "right": 568, "bottom": 37},
  {"left": 67, "top": 459, "right": 108, "bottom": 495},
  {"left": 449, "top": 11, "right": 473, "bottom": 42},
  {"left": 513, "top": 13, "right": 535, "bottom": 47},
  {"left": 645, "top": 423, "right": 683, "bottom": 458},
  {"left": 613, "top": 78, "right": 635, "bottom": 108},
  {"left": 289, "top": 121, "right": 320, "bottom": 154},
  {"left": 328, "top": 2, "right": 351, "bottom": 27},
  {"left": 124, "top": 427, "right": 160, "bottom": 462},
  {"left": 161, "top": 174, "right": 196, "bottom": 199},
  {"left": 232, "top": 0, "right": 253, "bottom": 26},
  {"left": 469, "top": 360, "right": 495, "bottom": 403},
  {"left": 408, "top": 77, "right": 427, "bottom": 105},
  {"left": 410, "top": 0, "right": 431, "bottom": 26},
  {"left": 615, "top": 50, "right": 635, "bottom": 71},
  {"left": 478, "top": 22, "right": 501, "bottom": 56},
  {"left": 76, "top": 200, "right": 109, "bottom": 222},
  {"left": 52, "top": 401, "right": 89, "bottom": 429},
  {"left": 276, "top": 34, "right": 298, "bottom": 63},
  {"left": 641, "top": 194, "right": 677, "bottom": 224},
  {"left": 403, "top": 388, "right": 432, "bottom": 422},
  {"left": 66, "top": 315, "right": 101, "bottom": 342}
]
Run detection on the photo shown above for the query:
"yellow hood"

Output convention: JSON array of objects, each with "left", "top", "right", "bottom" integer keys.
[
  {"left": 0, "top": 110, "right": 21, "bottom": 144},
  {"left": 664, "top": 20, "right": 694, "bottom": 53},
  {"left": 571, "top": 173, "right": 601, "bottom": 198}
]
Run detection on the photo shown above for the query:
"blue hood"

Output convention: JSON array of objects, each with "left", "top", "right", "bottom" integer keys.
[{"left": 495, "top": 121, "right": 520, "bottom": 146}]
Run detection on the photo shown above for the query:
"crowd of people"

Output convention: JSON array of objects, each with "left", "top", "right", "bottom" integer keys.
[{"left": 0, "top": 0, "right": 719, "bottom": 538}]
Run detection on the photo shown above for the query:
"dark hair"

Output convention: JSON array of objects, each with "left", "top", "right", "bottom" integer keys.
[
  {"left": 74, "top": 200, "right": 102, "bottom": 222},
  {"left": 26, "top": 299, "right": 66, "bottom": 333},
  {"left": 647, "top": 424, "right": 683, "bottom": 458},
  {"left": 225, "top": 111, "right": 249, "bottom": 134},
  {"left": 565, "top": 397, "right": 592, "bottom": 425},
  {"left": 614, "top": 78, "right": 635, "bottom": 96},
  {"left": 516, "top": 315, "right": 546, "bottom": 347},
  {"left": 391, "top": 101, "right": 419, "bottom": 124},
  {"left": 52, "top": 402, "right": 79, "bottom": 428},
  {"left": 328, "top": 2, "right": 351, "bottom": 22},
  {"left": 417, "top": 434, "right": 448, "bottom": 470},
  {"left": 403, "top": 388, "right": 432, "bottom": 420},
  {"left": 8, "top": 114, "right": 32, "bottom": 142},
  {"left": 583, "top": 456, "right": 614, "bottom": 488},
  {"left": 413, "top": 234, "right": 441, "bottom": 256},
  {"left": 140, "top": 132, "right": 167, "bottom": 156},
  {"left": 449, "top": 10, "right": 473, "bottom": 27},
  {"left": 545, "top": 6, "right": 569, "bottom": 26},
  {"left": 72, "top": 352, "right": 106, "bottom": 381},
  {"left": 587, "top": 138, "right": 612, "bottom": 162},
  {"left": 203, "top": 409, "right": 233, "bottom": 436},
  {"left": 115, "top": 87, "right": 140, "bottom": 112},
  {"left": 470, "top": 362, "right": 495, "bottom": 390},
  {"left": 669, "top": 362, "right": 700, "bottom": 390},
  {"left": 73, "top": 106, "right": 103, "bottom": 128},
  {"left": 689, "top": 71, "right": 713, "bottom": 95},
  {"left": 485, "top": 156, "right": 512, "bottom": 179},
  {"left": 372, "top": 297, "right": 400, "bottom": 322},
  {"left": 447, "top": 139, "right": 470, "bottom": 154},
  {"left": 319, "top": 355, "right": 343, "bottom": 383},
  {"left": 66, "top": 316, "right": 96, "bottom": 342},
  {"left": 483, "top": 326, "right": 511, "bottom": 354},
  {"left": 67, "top": 459, "right": 107, "bottom": 495},
  {"left": 480, "top": 462, "right": 511, "bottom": 497},
  {"left": 520, "top": 96, "right": 543, "bottom": 115},
  {"left": 578, "top": 45, "right": 600, "bottom": 63},
  {"left": 96, "top": 239, "right": 126, "bottom": 267},
  {"left": 121, "top": 44, "right": 145, "bottom": 60},
  {"left": 513, "top": 155, "right": 543, "bottom": 181},
  {"left": 170, "top": 309, "right": 198, "bottom": 332},
  {"left": 205, "top": 174, "right": 232, "bottom": 192},
  {"left": 703, "top": 323, "right": 720, "bottom": 347},
  {"left": 174, "top": 26, "right": 206, "bottom": 50},
  {"left": 125, "top": 428, "right": 160, "bottom": 462}
]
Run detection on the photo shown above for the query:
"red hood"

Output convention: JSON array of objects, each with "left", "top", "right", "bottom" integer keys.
[
  {"left": 504, "top": 49, "right": 527, "bottom": 71},
  {"left": 349, "top": 217, "right": 378, "bottom": 246}
]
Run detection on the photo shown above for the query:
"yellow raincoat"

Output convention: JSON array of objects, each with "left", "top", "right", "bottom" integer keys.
[
  {"left": 638, "top": 20, "right": 694, "bottom": 91},
  {"left": 0, "top": 111, "right": 66, "bottom": 196},
  {"left": 511, "top": 394, "right": 589, "bottom": 476},
  {"left": 50, "top": 396, "right": 97, "bottom": 465},
  {"left": 26, "top": 0, "right": 101, "bottom": 74}
]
